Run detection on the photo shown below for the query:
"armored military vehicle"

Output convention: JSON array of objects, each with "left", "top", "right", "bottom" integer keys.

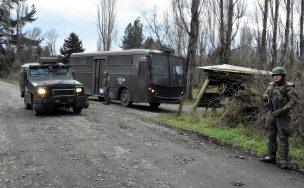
[{"left": 20, "top": 57, "right": 89, "bottom": 115}]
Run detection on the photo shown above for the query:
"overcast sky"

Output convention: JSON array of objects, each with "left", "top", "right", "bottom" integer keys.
[{"left": 26, "top": 0, "right": 170, "bottom": 53}]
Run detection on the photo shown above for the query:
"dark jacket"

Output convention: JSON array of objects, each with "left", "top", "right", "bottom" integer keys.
[
  {"left": 264, "top": 81, "right": 297, "bottom": 116},
  {"left": 103, "top": 76, "right": 110, "bottom": 93}
]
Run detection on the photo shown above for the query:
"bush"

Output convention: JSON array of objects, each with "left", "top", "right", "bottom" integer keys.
[{"left": 220, "top": 73, "right": 304, "bottom": 142}]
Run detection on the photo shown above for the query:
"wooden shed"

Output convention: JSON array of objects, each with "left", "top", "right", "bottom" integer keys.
[{"left": 191, "top": 64, "right": 270, "bottom": 112}]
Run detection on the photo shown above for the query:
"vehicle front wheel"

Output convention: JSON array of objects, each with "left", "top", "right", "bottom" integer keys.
[
  {"left": 120, "top": 89, "right": 132, "bottom": 107},
  {"left": 25, "top": 102, "right": 32, "bottom": 109},
  {"left": 32, "top": 104, "right": 45, "bottom": 116}
]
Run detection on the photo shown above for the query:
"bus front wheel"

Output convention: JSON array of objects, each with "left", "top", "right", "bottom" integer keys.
[{"left": 120, "top": 89, "right": 132, "bottom": 107}]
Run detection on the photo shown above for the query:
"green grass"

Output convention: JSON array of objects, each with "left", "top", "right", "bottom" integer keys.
[
  {"left": 157, "top": 112, "right": 304, "bottom": 167},
  {"left": 88, "top": 95, "right": 99, "bottom": 101},
  {"left": 0, "top": 79, "right": 19, "bottom": 85}
]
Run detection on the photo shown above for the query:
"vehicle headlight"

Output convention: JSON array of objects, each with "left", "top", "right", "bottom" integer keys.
[
  {"left": 75, "top": 87, "right": 83, "bottom": 93},
  {"left": 37, "top": 87, "right": 47, "bottom": 96}
]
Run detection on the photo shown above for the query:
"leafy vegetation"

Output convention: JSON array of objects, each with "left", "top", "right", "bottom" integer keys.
[{"left": 157, "top": 111, "right": 304, "bottom": 167}]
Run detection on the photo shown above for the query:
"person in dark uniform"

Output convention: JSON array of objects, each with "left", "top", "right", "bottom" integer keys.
[
  {"left": 103, "top": 71, "right": 110, "bottom": 105},
  {"left": 260, "top": 67, "right": 297, "bottom": 169}
]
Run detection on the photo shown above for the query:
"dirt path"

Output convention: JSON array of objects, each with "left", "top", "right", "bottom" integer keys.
[{"left": 0, "top": 81, "right": 304, "bottom": 187}]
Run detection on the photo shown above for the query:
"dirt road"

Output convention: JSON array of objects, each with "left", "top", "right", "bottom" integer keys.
[{"left": 0, "top": 81, "right": 304, "bottom": 188}]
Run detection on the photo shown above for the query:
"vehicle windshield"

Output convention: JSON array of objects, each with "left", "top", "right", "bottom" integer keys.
[
  {"left": 29, "top": 66, "right": 73, "bottom": 80},
  {"left": 30, "top": 67, "right": 49, "bottom": 77},
  {"left": 151, "top": 55, "right": 184, "bottom": 86},
  {"left": 52, "top": 67, "right": 73, "bottom": 79}
]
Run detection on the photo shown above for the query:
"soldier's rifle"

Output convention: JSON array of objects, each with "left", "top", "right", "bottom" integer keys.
[{"left": 269, "top": 96, "right": 282, "bottom": 137}]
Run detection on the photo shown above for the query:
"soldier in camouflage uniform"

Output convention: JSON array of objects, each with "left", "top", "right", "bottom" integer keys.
[
  {"left": 103, "top": 71, "right": 110, "bottom": 105},
  {"left": 260, "top": 67, "right": 297, "bottom": 169}
]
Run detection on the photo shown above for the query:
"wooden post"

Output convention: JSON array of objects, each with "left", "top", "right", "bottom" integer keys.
[
  {"left": 177, "top": 96, "right": 184, "bottom": 117},
  {"left": 191, "top": 78, "right": 210, "bottom": 113}
]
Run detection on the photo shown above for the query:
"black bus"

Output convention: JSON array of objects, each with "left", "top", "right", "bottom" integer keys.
[{"left": 69, "top": 49, "right": 186, "bottom": 108}]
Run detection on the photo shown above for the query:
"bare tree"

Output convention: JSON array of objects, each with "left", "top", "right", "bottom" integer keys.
[
  {"left": 44, "top": 28, "right": 58, "bottom": 56},
  {"left": 143, "top": 7, "right": 170, "bottom": 48},
  {"left": 26, "top": 27, "right": 43, "bottom": 41},
  {"left": 96, "top": 0, "right": 117, "bottom": 51},
  {"left": 167, "top": 2, "right": 188, "bottom": 56},
  {"left": 213, "top": 0, "right": 246, "bottom": 64}
]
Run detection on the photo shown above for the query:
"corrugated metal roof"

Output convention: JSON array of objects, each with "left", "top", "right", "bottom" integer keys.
[{"left": 197, "top": 64, "right": 271, "bottom": 75}]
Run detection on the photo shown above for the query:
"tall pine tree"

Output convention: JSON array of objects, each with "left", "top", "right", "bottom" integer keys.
[
  {"left": 121, "top": 18, "right": 144, "bottom": 50},
  {"left": 60, "top": 32, "right": 85, "bottom": 63}
]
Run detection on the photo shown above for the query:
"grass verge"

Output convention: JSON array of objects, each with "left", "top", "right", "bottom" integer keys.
[
  {"left": 157, "top": 112, "right": 304, "bottom": 168},
  {"left": 0, "top": 79, "right": 19, "bottom": 85}
]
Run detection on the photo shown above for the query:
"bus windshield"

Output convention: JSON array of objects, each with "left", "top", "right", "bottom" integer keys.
[{"left": 151, "top": 55, "right": 184, "bottom": 86}]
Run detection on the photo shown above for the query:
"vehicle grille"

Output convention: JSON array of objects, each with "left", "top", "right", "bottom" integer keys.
[{"left": 53, "top": 89, "right": 75, "bottom": 97}]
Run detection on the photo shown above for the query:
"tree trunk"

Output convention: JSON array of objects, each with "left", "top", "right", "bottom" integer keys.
[
  {"left": 282, "top": 0, "right": 291, "bottom": 66},
  {"left": 260, "top": 0, "right": 269, "bottom": 68},
  {"left": 224, "top": 0, "right": 234, "bottom": 64},
  {"left": 290, "top": 0, "right": 294, "bottom": 67},
  {"left": 271, "top": 0, "right": 280, "bottom": 68},
  {"left": 300, "top": 0, "right": 304, "bottom": 63},
  {"left": 185, "top": 0, "right": 200, "bottom": 100},
  {"left": 219, "top": 0, "right": 225, "bottom": 64}
]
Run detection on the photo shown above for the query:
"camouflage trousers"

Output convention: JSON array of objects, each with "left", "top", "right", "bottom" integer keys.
[
  {"left": 104, "top": 89, "right": 110, "bottom": 104},
  {"left": 265, "top": 112, "right": 291, "bottom": 161}
]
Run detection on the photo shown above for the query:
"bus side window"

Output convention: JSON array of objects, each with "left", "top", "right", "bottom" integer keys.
[{"left": 138, "top": 61, "right": 146, "bottom": 77}]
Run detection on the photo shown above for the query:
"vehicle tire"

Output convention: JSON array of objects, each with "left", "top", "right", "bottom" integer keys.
[
  {"left": 24, "top": 100, "right": 32, "bottom": 109},
  {"left": 24, "top": 95, "right": 32, "bottom": 109},
  {"left": 149, "top": 102, "right": 161, "bottom": 109},
  {"left": 25, "top": 103, "right": 32, "bottom": 109},
  {"left": 32, "top": 104, "right": 44, "bottom": 116},
  {"left": 72, "top": 106, "right": 82, "bottom": 114},
  {"left": 120, "top": 89, "right": 132, "bottom": 107}
]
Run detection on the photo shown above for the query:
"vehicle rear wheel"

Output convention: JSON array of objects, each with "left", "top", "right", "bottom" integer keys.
[
  {"left": 149, "top": 102, "right": 161, "bottom": 109},
  {"left": 24, "top": 100, "right": 32, "bottom": 109},
  {"left": 120, "top": 89, "right": 132, "bottom": 107},
  {"left": 32, "top": 104, "right": 45, "bottom": 116}
]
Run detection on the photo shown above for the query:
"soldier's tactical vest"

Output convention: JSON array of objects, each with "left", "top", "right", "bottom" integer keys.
[{"left": 268, "top": 81, "right": 294, "bottom": 110}]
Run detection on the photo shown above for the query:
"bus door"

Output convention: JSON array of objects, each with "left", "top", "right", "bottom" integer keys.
[
  {"left": 133, "top": 55, "right": 148, "bottom": 102},
  {"left": 93, "top": 59, "right": 105, "bottom": 95}
]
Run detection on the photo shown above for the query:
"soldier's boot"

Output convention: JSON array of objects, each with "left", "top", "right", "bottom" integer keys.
[
  {"left": 260, "top": 134, "right": 277, "bottom": 163},
  {"left": 260, "top": 155, "right": 276, "bottom": 163},
  {"left": 279, "top": 138, "right": 289, "bottom": 169}
]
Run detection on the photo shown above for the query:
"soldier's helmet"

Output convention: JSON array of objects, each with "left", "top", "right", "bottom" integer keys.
[
  {"left": 271, "top": 67, "right": 286, "bottom": 76},
  {"left": 104, "top": 71, "right": 108, "bottom": 77}
]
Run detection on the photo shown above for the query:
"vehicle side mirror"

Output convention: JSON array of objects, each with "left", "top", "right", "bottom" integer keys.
[{"left": 72, "top": 70, "right": 76, "bottom": 79}]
